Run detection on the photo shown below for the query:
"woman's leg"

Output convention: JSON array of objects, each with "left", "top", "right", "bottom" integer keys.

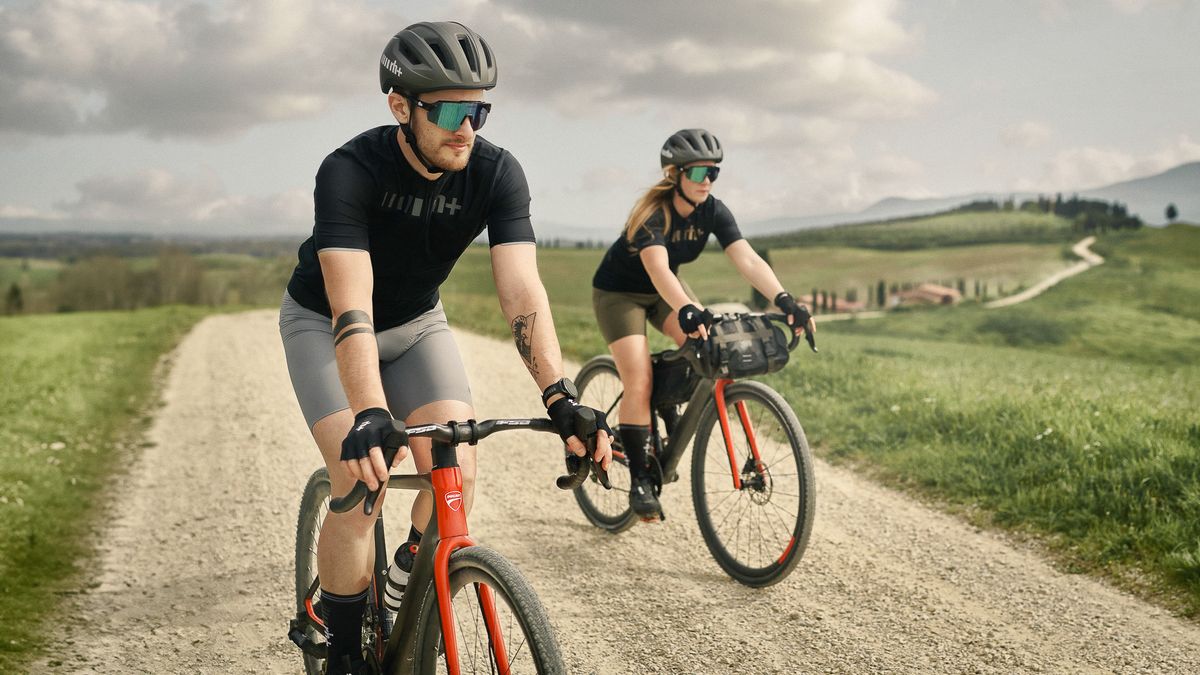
[
  {"left": 608, "top": 334, "right": 653, "bottom": 427},
  {"left": 607, "top": 335, "right": 661, "bottom": 517}
]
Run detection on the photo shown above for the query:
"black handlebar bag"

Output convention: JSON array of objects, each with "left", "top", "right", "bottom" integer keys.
[{"left": 699, "top": 315, "right": 790, "bottom": 380}]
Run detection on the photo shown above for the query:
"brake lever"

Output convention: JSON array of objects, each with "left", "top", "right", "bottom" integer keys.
[{"left": 348, "top": 420, "right": 408, "bottom": 514}]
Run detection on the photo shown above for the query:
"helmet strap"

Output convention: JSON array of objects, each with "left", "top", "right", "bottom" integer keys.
[
  {"left": 674, "top": 179, "right": 701, "bottom": 209},
  {"left": 400, "top": 96, "right": 445, "bottom": 175}
]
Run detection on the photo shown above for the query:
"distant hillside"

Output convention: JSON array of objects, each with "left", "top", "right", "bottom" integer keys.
[
  {"left": 1079, "top": 161, "right": 1199, "bottom": 225},
  {"left": 745, "top": 161, "right": 1200, "bottom": 237},
  {"left": 752, "top": 210, "right": 1075, "bottom": 250}
]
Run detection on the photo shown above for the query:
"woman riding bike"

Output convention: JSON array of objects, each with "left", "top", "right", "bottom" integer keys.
[{"left": 590, "top": 128, "right": 814, "bottom": 519}]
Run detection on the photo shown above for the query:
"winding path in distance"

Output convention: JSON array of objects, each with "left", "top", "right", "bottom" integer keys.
[{"left": 815, "top": 235, "right": 1104, "bottom": 321}]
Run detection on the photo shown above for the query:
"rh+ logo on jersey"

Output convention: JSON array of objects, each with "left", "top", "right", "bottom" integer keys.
[{"left": 445, "top": 490, "right": 463, "bottom": 512}]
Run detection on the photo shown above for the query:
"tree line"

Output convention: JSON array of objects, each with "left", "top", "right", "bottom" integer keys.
[
  {"left": 958, "top": 194, "right": 1143, "bottom": 232},
  {"left": 4, "top": 249, "right": 294, "bottom": 315}
]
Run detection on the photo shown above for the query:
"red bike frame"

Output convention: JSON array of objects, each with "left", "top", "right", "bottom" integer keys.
[
  {"left": 713, "top": 378, "right": 766, "bottom": 491},
  {"left": 429, "top": 463, "right": 512, "bottom": 675}
]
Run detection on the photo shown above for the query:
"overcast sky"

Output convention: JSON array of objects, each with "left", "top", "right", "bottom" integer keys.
[{"left": 0, "top": 0, "right": 1197, "bottom": 238}]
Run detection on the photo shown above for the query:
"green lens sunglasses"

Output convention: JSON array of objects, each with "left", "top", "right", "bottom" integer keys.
[
  {"left": 411, "top": 99, "right": 492, "bottom": 132},
  {"left": 682, "top": 165, "right": 720, "bottom": 183}
]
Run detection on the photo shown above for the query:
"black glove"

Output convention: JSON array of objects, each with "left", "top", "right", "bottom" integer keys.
[
  {"left": 548, "top": 397, "right": 613, "bottom": 490},
  {"left": 775, "top": 292, "right": 811, "bottom": 329},
  {"left": 547, "top": 397, "right": 613, "bottom": 445},
  {"left": 341, "top": 407, "right": 393, "bottom": 462},
  {"left": 677, "top": 303, "right": 714, "bottom": 334}
]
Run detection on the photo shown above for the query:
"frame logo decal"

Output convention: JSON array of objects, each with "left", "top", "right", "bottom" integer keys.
[{"left": 445, "top": 490, "right": 463, "bottom": 512}]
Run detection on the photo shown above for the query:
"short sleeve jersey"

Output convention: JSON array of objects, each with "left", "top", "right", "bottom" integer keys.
[
  {"left": 286, "top": 126, "right": 535, "bottom": 330},
  {"left": 591, "top": 196, "right": 743, "bottom": 294}
]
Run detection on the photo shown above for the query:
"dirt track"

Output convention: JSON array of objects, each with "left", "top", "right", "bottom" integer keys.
[{"left": 39, "top": 310, "right": 1200, "bottom": 674}]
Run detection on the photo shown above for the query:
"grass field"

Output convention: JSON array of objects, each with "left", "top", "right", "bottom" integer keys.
[
  {"left": 0, "top": 306, "right": 210, "bottom": 669},
  {"left": 757, "top": 210, "right": 1076, "bottom": 250},
  {"left": 443, "top": 224, "right": 1200, "bottom": 615},
  {"left": 684, "top": 241, "right": 1076, "bottom": 306},
  {"left": 827, "top": 224, "right": 1200, "bottom": 368}
]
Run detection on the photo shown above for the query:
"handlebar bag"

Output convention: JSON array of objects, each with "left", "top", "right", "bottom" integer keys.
[{"left": 701, "top": 315, "right": 790, "bottom": 379}]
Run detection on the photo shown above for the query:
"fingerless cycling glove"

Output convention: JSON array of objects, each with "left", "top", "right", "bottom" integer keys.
[
  {"left": 341, "top": 407, "right": 393, "bottom": 462},
  {"left": 677, "top": 304, "right": 714, "bottom": 334}
]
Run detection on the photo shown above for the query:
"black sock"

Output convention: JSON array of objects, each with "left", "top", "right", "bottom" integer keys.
[
  {"left": 618, "top": 424, "right": 651, "bottom": 479},
  {"left": 321, "top": 587, "right": 368, "bottom": 662},
  {"left": 407, "top": 524, "right": 423, "bottom": 544}
]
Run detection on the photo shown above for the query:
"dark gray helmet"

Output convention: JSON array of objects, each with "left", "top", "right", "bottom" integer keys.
[
  {"left": 379, "top": 22, "right": 497, "bottom": 95},
  {"left": 660, "top": 129, "right": 723, "bottom": 167}
]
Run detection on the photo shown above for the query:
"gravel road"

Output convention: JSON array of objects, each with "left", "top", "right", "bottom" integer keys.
[{"left": 38, "top": 310, "right": 1200, "bottom": 674}]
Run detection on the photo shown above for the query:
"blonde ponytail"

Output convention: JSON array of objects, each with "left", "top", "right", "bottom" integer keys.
[{"left": 623, "top": 166, "right": 679, "bottom": 244}]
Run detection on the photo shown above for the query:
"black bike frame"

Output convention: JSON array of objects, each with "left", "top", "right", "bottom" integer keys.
[{"left": 603, "top": 373, "right": 723, "bottom": 485}]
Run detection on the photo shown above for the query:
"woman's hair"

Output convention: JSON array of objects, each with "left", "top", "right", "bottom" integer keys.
[{"left": 623, "top": 165, "right": 679, "bottom": 243}]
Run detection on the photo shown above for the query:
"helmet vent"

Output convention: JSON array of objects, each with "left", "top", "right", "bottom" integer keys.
[
  {"left": 482, "top": 42, "right": 494, "bottom": 69},
  {"left": 429, "top": 42, "right": 452, "bottom": 69},
  {"left": 401, "top": 43, "right": 421, "bottom": 66},
  {"left": 458, "top": 37, "right": 478, "bottom": 73}
]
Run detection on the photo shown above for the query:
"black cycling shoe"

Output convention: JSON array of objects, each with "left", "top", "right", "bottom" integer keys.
[
  {"left": 630, "top": 476, "right": 663, "bottom": 521},
  {"left": 324, "top": 654, "right": 377, "bottom": 675}
]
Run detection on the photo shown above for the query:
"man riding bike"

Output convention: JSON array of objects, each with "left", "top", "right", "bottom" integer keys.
[
  {"left": 278, "top": 21, "right": 613, "bottom": 675},
  {"left": 590, "top": 129, "right": 813, "bottom": 520}
]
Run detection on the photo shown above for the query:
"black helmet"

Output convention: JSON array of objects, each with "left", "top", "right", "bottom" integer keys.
[
  {"left": 660, "top": 129, "right": 723, "bottom": 168},
  {"left": 379, "top": 22, "right": 498, "bottom": 95}
]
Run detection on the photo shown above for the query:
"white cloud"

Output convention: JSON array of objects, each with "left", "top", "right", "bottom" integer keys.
[
  {"left": 1038, "top": 135, "right": 1200, "bottom": 189},
  {"left": 29, "top": 168, "right": 313, "bottom": 234},
  {"left": 464, "top": 0, "right": 934, "bottom": 146},
  {"left": 1000, "top": 121, "right": 1053, "bottom": 149},
  {"left": 0, "top": 204, "right": 55, "bottom": 219},
  {"left": 0, "top": 0, "right": 400, "bottom": 139},
  {"left": 462, "top": 0, "right": 937, "bottom": 221}
]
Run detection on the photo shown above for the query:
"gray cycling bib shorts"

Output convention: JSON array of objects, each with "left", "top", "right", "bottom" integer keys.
[{"left": 279, "top": 291, "right": 473, "bottom": 429}]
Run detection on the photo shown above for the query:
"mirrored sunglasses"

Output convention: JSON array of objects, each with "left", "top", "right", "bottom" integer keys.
[
  {"left": 411, "top": 99, "right": 492, "bottom": 132},
  {"left": 682, "top": 165, "right": 720, "bottom": 183}
]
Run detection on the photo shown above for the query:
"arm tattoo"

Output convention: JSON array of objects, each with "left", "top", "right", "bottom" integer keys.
[
  {"left": 511, "top": 312, "right": 538, "bottom": 375},
  {"left": 333, "top": 309, "right": 374, "bottom": 347}
]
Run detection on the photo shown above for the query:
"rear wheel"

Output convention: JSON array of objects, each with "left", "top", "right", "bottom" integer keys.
[
  {"left": 571, "top": 356, "right": 636, "bottom": 533},
  {"left": 691, "top": 381, "right": 815, "bottom": 587},
  {"left": 413, "top": 546, "right": 564, "bottom": 674}
]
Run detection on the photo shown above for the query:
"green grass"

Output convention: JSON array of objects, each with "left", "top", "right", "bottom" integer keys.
[
  {"left": 0, "top": 306, "right": 210, "bottom": 669},
  {"left": 684, "top": 242, "right": 1076, "bottom": 306},
  {"left": 827, "top": 224, "right": 1200, "bottom": 368},
  {"left": 0, "top": 257, "right": 63, "bottom": 288},
  {"left": 756, "top": 210, "right": 1075, "bottom": 250},
  {"left": 759, "top": 333, "right": 1200, "bottom": 612}
]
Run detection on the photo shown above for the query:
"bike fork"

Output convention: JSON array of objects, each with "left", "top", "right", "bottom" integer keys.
[
  {"left": 429, "top": 441, "right": 512, "bottom": 675},
  {"left": 713, "top": 379, "right": 765, "bottom": 490}
]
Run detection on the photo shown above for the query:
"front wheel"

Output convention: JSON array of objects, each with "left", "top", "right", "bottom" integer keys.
[
  {"left": 413, "top": 546, "right": 564, "bottom": 674},
  {"left": 571, "top": 355, "right": 637, "bottom": 534},
  {"left": 691, "top": 381, "right": 816, "bottom": 587},
  {"left": 295, "top": 468, "right": 331, "bottom": 675}
]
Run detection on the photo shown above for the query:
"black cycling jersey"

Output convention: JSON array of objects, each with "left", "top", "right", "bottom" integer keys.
[
  {"left": 591, "top": 196, "right": 743, "bottom": 294},
  {"left": 286, "top": 126, "right": 535, "bottom": 331}
]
